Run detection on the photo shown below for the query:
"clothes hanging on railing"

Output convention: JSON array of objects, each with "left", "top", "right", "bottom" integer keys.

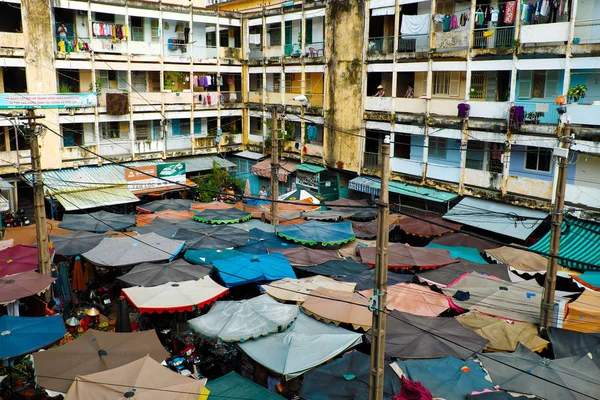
[
  {"left": 504, "top": 2, "right": 517, "bottom": 24},
  {"left": 509, "top": 106, "right": 525, "bottom": 130},
  {"left": 457, "top": 103, "right": 470, "bottom": 118},
  {"left": 248, "top": 34, "right": 261, "bottom": 44},
  {"left": 400, "top": 14, "right": 430, "bottom": 36}
]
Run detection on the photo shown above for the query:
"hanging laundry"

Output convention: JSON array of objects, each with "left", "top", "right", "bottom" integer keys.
[
  {"left": 521, "top": 2, "right": 531, "bottom": 23},
  {"left": 504, "top": 1, "right": 517, "bottom": 24},
  {"left": 491, "top": 8, "right": 499, "bottom": 23},
  {"left": 217, "top": 76, "right": 224, "bottom": 86},
  {"left": 449, "top": 14, "right": 460, "bottom": 30},
  {"left": 442, "top": 15, "right": 451, "bottom": 32},
  {"left": 433, "top": 14, "right": 445, "bottom": 24},
  {"left": 400, "top": 14, "right": 430, "bottom": 36}
]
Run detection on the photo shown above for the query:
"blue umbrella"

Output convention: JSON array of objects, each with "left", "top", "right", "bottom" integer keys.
[
  {"left": 277, "top": 220, "right": 356, "bottom": 246},
  {"left": 238, "top": 228, "right": 297, "bottom": 254},
  {"left": 0, "top": 315, "right": 66, "bottom": 359},
  {"left": 425, "top": 243, "right": 488, "bottom": 264},
  {"left": 214, "top": 253, "right": 296, "bottom": 287}
]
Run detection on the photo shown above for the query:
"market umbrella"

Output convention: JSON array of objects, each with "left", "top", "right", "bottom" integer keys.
[
  {"left": 238, "top": 313, "right": 362, "bottom": 380},
  {"left": 397, "top": 214, "right": 462, "bottom": 236},
  {"left": 191, "top": 201, "right": 235, "bottom": 211},
  {"left": 122, "top": 276, "right": 228, "bottom": 314},
  {"left": 173, "top": 225, "right": 251, "bottom": 250},
  {"left": 33, "top": 329, "right": 169, "bottom": 392},
  {"left": 206, "top": 371, "right": 285, "bottom": 400},
  {"left": 417, "top": 258, "right": 511, "bottom": 288},
  {"left": 136, "top": 210, "right": 196, "bottom": 226},
  {"left": 0, "top": 315, "right": 66, "bottom": 360},
  {"left": 359, "top": 243, "right": 457, "bottom": 270},
  {"left": 188, "top": 295, "right": 299, "bottom": 342},
  {"left": 64, "top": 355, "right": 208, "bottom": 400},
  {"left": 479, "top": 343, "right": 600, "bottom": 400},
  {"left": 325, "top": 198, "right": 370, "bottom": 209},
  {"left": 351, "top": 220, "right": 379, "bottom": 239},
  {"left": 425, "top": 243, "right": 488, "bottom": 264},
  {"left": 484, "top": 246, "right": 547, "bottom": 272},
  {"left": 193, "top": 208, "right": 252, "bottom": 224},
  {"left": 268, "top": 247, "right": 343, "bottom": 266},
  {"left": 456, "top": 311, "right": 548, "bottom": 352},
  {"left": 372, "top": 310, "right": 488, "bottom": 360},
  {"left": 115, "top": 296, "right": 131, "bottom": 333},
  {"left": 0, "top": 271, "right": 56, "bottom": 305},
  {"left": 184, "top": 248, "right": 244, "bottom": 265},
  {"left": 263, "top": 275, "right": 356, "bottom": 303},
  {"left": 49, "top": 231, "right": 106, "bottom": 256},
  {"left": 295, "top": 257, "right": 371, "bottom": 277},
  {"left": 237, "top": 228, "right": 295, "bottom": 254},
  {"left": 334, "top": 269, "right": 412, "bottom": 291},
  {"left": 214, "top": 253, "right": 296, "bottom": 287},
  {"left": 300, "top": 351, "right": 401, "bottom": 400},
  {"left": 302, "top": 287, "right": 372, "bottom": 330},
  {"left": 137, "top": 199, "right": 194, "bottom": 213},
  {"left": 133, "top": 217, "right": 200, "bottom": 238},
  {"left": 59, "top": 211, "right": 136, "bottom": 233},
  {"left": 227, "top": 218, "right": 276, "bottom": 233},
  {"left": 562, "top": 289, "right": 600, "bottom": 333},
  {"left": 548, "top": 327, "right": 600, "bottom": 357},
  {"left": 118, "top": 259, "right": 211, "bottom": 287},
  {"left": 301, "top": 209, "right": 357, "bottom": 221},
  {"left": 277, "top": 220, "right": 356, "bottom": 246},
  {"left": 361, "top": 283, "right": 449, "bottom": 317},
  {"left": 432, "top": 233, "right": 501, "bottom": 252},
  {"left": 442, "top": 272, "right": 544, "bottom": 323},
  {"left": 82, "top": 233, "right": 185, "bottom": 268},
  {"left": 393, "top": 357, "right": 495, "bottom": 400},
  {"left": 0, "top": 245, "right": 54, "bottom": 277}
]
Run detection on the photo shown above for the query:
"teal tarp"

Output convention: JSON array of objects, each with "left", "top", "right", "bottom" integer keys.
[
  {"left": 206, "top": 372, "right": 285, "bottom": 399},
  {"left": 425, "top": 243, "right": 488, "bottom": 264}
]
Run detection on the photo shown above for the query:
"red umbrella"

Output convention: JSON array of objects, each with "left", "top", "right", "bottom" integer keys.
[
  {"left": 396, "top": 214, "right": 462, "bottom": 237},
  {"left": 0, "top": 270, "right": 56, "bottom": 304},
  {"left": 0, "top": 245, "right": 54, "bottom": 277},
  {"left": 359, "top": 243, "right": 457, "bottom": 270}
]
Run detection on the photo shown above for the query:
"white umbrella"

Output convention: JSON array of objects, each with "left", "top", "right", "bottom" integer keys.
[{"left": 262, "top": 276, "right": 356, "bottom": 303}]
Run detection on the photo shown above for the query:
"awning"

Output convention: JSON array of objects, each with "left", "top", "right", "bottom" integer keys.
[
  {"left": 170, "top": 156, "right": 235, "bottom": 173},
  {"left": 372, "top": 6, "right": 395, "bottom": 15},
  {"left": 444, "top": 197, "right": 547, "bottom": 241},
  {"left": 252, "top": 158, "right": 299, "bottom": 182},
  {"left": 349, "top": 176, "right": 458, "bottom": 203},
  {"left": 529, "top": 217, "right": 600, "bottom": 271},
  {"left": 294, "top": 163, "right": 327, "bottom": 174},
  {"left": 0, "top": 194, "right": 9, "bottom": 212},
  {"left": 53, "top": 187, "right": 139, "bottom": 211}
]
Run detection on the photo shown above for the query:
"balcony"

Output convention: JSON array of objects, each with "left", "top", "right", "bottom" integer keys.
[
  {"left": 469, "top": 101, "right": 510, "bottom": 120},
  {"left": 266, "top": 92, "right": 282, "bottom": 104},
  {"left": 394, "top": 98, "right": 427, "bottom": 114},
  {"left": 192, "top": 45, "right": 218, "bottom": 59},
  {"left": 306, "top": 42, "right": 325, "bottom": 58},
  {"left": 566, "top": 183, "right": 600, "bottom": 209},
  {"left": 514, "top": 101, "right": 560, "bottom": 125},
  {"left": 472, "top": 26, "right": 514, "bottom": 50},
  {"left": 520, "top": 22, "right": 569, "bottom": 44},
  {"left": 222, "top": 92, "right": 242, "bottom": 105},
  {"left": 566, "top": 104, "right": 600, "bottom": 126},
  {"left": 368, "top": 36, "right": 395, "bottom": 57},
  {"left": 364, "top": 96, "right": 393, "bottom": 113},
  {"left": 134, "top": 139, "right": 164, "bottom": 155},
  {"left": 364, "top": 152, "right": 381, "bottom": 170},
  {"left": 426, "top": 162, "right": 460, "bottom": 183},
  {"left": 390, "top": 158, "right": 423, "bottom": 177},
  {"left": 434, "top": 30, "right": 469, "bottom": 51},
  {"left": 129, "top": 40, "right": 161, "bottom": 56},
  {"left": 0, "top": 32, "right": 24, "bottom": 49},
  {"left": 506, "top": 175, "right": 552, "bottom": 200},
  {"left": 99, "top": 140, "right": 132, "bottom": 157},
  {"left": 573, "top": 19, "right": 600, "bottom": 45},
  {"left": 248, "top": 92, "right": 263, "bottom": 103},
  {"left": 219, "top": 47, "right": 242, "bottom": 60},
  {"left": 463, "top": 168, "right": 502, "bottom": 191},
  {"left": 429, "top": 99, "right": 463, "bottom": 117},
  {"left": 397, "top": 34, "right": 429, "bottom": 54},
  {"left": 249, "top": 48, "right": 263, "bottom": 60},
  {"left": 166, "top": 136, "right": 192, "bottom": 151},
  {"left": 61, "top": 145, "right": 98, "bottom": 162}
]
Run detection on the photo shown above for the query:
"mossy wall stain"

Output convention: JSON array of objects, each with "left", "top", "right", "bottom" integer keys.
[{"left": 324, "top": 0, "right": 364, "bottom": 173}]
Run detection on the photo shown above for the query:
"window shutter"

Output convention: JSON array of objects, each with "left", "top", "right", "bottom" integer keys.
[
  {"left": 193, "top": 119, "right": 202, "bottom": 134},
  {"left": 518, "top": 70, "right": 533, "bottom": 99},
  {"left": 449, "top": 71, "right": 461, "bottom": 97},
  {"left": 306, "top": 19, "right": 313, "bottom": 44},
  {"left": 544, "top": 70, "right": 560, "bottom": 98},
  {"left": 117, "top": 71, "right": 128, "bottom": 91},
  {"left": 171, "top": 119, "right": 180, "bottom": 136}
]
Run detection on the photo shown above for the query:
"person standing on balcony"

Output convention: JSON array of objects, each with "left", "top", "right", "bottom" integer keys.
[
  {"left": 373, "top": 85, "right": 386, "bottom": 97},
  {"left": 57, "top": 23, "right": 68, "bottom": 52}
]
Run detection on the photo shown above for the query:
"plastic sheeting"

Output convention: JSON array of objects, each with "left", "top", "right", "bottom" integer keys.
[
  {"left": 263, "top": 275, "right": 356, "bottom": 303},
  {"left": 425, "top": 243, "right": 488, "bottom": 264},
  {"left": 334, "top": 270, "right": 412, "bottom": 291},
  {"left": 302, "top": 288, "right": 372, "bottom": 330},
  {"left": 188, "top": 295, "right": 299, "bottom": 342},
  {"left": 214, "top": 253, "right": 296, "bottom": 287},
  {"left": 562, "top": 290, "right": 600, "bottom": 333}
]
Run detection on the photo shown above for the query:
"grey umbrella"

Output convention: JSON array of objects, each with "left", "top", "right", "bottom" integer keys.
[
  {"left": 417, "top": 258, "right": 511, "bottom": 287},
  {"left": 118, "top": 259, "right": 211, "bottom": 287},
  {"left": 479, "top": 343, "right": 600, "bottom": 400},
  {"left": 59, "top": 211, "right": 136, "bottom": 233},
  {"left": 295, "top": 257, "right": 371, "bottom": 277},
  {"left": 547, "top": 327, "right": 600, "bottom": 363},
  {"left": 333, "top": 269, "right": 412, "bottom": 291},
  {"left": 48, "top": 231, "right": 107, "bottom": 256},
  {"left": 173, "top": 225, "right": 250, "bottom": 250},
  {"left": 137, "top": 199, "right": 193, "bottom": 213},
  {"left": 134, "top": 217, "right": 199, "bottom": 238}
]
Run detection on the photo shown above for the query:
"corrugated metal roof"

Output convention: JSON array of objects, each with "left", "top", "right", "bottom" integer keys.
[
  {"left": 54, "top": 187, "right": 139, "bottom": 211},
  {"left": 294, "top": 164, "right": 326, "bottom": 174},
  {"left": 349, "top": 176, "right": 458, "bottom": 203},
  {"left": 252, "top": 158, "right": 299, "bottom": 182},
  {"left": 444, "top": 197, "right": 547, "bottom": 241},
  {"left": 530, "top": 217, "right": 600, "bottom": 271},
  {"left": 232, "top": 151, "right": 267, "bottom": 161},
  {"left": 170, "top": 156, "right": 235, "bottom": 173}
]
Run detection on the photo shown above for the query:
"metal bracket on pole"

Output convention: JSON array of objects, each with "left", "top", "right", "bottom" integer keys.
[{"left": 368, "top": 289, "right": 380, "bottom": 315}]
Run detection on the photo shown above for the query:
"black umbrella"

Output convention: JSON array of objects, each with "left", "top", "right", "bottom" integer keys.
[
  {"left": 48, "top": 231, "right": 106, "bottom": 256},
  {"left": 118, "top": 259, "right": 212, "bottom": 287},
  {"left": 417, "top": 258, "right": 511, "bottom": 287},
  {"left": 59, "top": 211, "right": 136, "bottom": 233},
  {"left": 295, "top": 257, "right": 371, "bottom": 277},
  {"left": 334, "top": 269, "right": 412, "bottom": 291},
  {"left": 193, "top": 209, "right": 252, "bottom": 224},
  {"left": 137, "top": 199, "right": 193, "bottom": 213},
  {"left": 173, "top": 225, "right": 250, "bottom": 250},
  {"left": 237, "top": 228, "right": 297, "bottom": 254},
  {"left": 134, "top": 217, "right": 199, "bottom": 238}
]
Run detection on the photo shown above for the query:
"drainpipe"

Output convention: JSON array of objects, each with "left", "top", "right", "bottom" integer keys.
[
  {"left": 300, "top": 1, "right": 306, "bottom": 163},
  {"left": 189, "top": 4, "right": 195, "bottom": 154},
  {"left": 422, "top": 0, "right": 436, "bottom": 184}
]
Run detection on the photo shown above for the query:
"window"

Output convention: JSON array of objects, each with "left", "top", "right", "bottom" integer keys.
[
  {"left": 250, "top": 75, "right": 263, "bottom": 91},
  {"left": 306, "top": 19, "right": 313, "bottom": 44},
  {"left": 393, "top": 133, "right": 411, "bottom": 159},
  {"left": 219, "top": 27, "right": 229, "bottom": 47},
  {"left": 470, "top": 72, "right": 487, "bottom": 100},
  {"left": 171, "top": 119, "right": 190, "bottom": 136},
  {"left": 0, "top": 3, "right": 21, "bottom": 33},
  {"left": 94, "top": 12, "right": 115, "bottom": 23},
  {"left": 134, "top": 121, "right": 151, "bottom": 140},
  {"left": 62, "top": 124, "right": 84, "bottom": 147},
  {"left": 429, "top": 137, "right": 447, "bottom": 159},
  {"left": 518, "top": 70, "right": 560, "bottom": 99},
  {"left": 130, "top": 17, "right": 144, "bottom": 42},
  {"left": 100, "top": 122, "right": 122, "bottom": 139},
  {"left": 268, "top": 24, "right": 281, "bottom": 46},
  {"left": 433, "top": 71, "right": 460, "bottom": 97},
  {"left": 131, "top": 71, "right": 147, "bottom": 92},
  {"left": 116, "top": 71, "right": 128, "bottom": 91},
  {"left": 525, "top": 146, "right": 552, "bottom": 172}
]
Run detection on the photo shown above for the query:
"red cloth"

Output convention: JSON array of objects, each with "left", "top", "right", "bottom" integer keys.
[{"left": 394, "top": 376, "right": 433, "bottom": 400}]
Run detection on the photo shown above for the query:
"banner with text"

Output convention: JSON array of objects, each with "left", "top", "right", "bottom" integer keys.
[
  {"left": 0, "top": 93, "right": 98, "bottom": 109},
  {"left": 125, "top": 163, "right": 187, "bottom": 193}
]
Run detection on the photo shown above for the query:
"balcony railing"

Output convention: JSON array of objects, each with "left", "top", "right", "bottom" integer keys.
[
  {"left": 473, "top": 26, "right": 514, "bottom": 49},
  {"left": 364, "top": 152, "right": 381, "bottom": 169},
  {"left": 284, "top": 43, "right": 301, "bottom": 57},
  {"left": 131, "top": 26, "right": 144, "bottom": 42},
  {"left": 221, "top": 91, "right": 242, "bottom": 104},
  {"left": 573, "top": 18, "right": 600, "bottom": 44},
  {"left": 514, "top": 101, "right": 561, "bottom": 125},
  {"left": 249, "top": 48, "right": 263, "bottom": 60},
  {"left": 398, "top": 34, "right": 429, "bottom": 53},
  {"left": 368, "top": 36, "right": 395, "bottom": 55},
  {"left": 465, "top": 158, "right": 483, "bottom": 170},
  {"left": 306, "top": 41, "right": 325, "bottom": 58}
]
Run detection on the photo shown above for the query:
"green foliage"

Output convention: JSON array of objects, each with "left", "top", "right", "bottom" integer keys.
[
  {"left": 525, "top": 111, "right": 545, "bottom": 123},
  {"left": 263, "top": 119, "right": 295, "bottom": 148},
  {"left": 568, "top": 85, "right": 587, "bottom": 103},
  {"left": 88, "top": 78, "right": 103, "bottom": 95},
  {"left": 59, "top": 83, "right": 73, "bottom": 93},
  {"left": 192, "top": 161, "right": 245, "bottom": 202},
  {"left": 164, "top": 71, "right": 185, "bottom": 92}
]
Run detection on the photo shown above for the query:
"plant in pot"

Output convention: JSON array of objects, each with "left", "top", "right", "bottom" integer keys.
[
  {"left": 567, "top": 85, "right": 587, "bottom": 104},
  {"left": 525, "top": 111, "right": 544, "bottom": 124}
]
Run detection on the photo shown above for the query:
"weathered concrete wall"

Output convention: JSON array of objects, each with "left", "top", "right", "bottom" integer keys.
[
  {"left": 21, "top": 0, "right": 62, "bottom": 170},
  {"left": 324, "top": 0, "right": 364, "bottom": 172}
]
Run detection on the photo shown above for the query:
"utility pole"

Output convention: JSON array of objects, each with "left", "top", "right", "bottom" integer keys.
[
  {"left": 270, "top": 107, "right": 279, "bottom": 227},
  {"left": 28, "top": 109, "right": 52, "bottom": 301},
  {"left": 540, "top": 122, "right": 572, "bottom": 331},
  {"left": 369, "top": 134, "right": 390, "bottom": 400}
]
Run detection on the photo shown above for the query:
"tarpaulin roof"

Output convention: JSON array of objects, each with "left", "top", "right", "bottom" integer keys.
[
  {"left": 393, "top": 357, "right": 495, "bottom": 400},
  {"left": 484, "top": 246, "right": 548, "bottom": 273},
  {"left": 333, "top": 270, "right": 412, "bottom": 291},
  {"left": 238, "top": 313, "right": 362, "bottom": 380},
  {"left": 173, "top": 225, "right": 251, "bottom": 250},
  {"left": 82, "top": 233, "right": 185, "bottom": 267},
  {"left": 432, "top": 233, "right": 502, "bottom": 252},
  {"left": 294, "top": 163, "right": 327, "bottom": 173},
  {"left": 118, "top": 259, "right": 211, "bottom": 287},
  {"left": 122, "top": 276, "right": 228, "bottom": 313},
  {"left": 361, "top": 283, "right": 449, "bottom": 317},
  {"left": 425, "top": 243, "right": 488, "bottom": 264},
  {"left": 63, "top": 355, "right": 208, "bottom": 400},
  {"left": 372, "top": 310, "right": 488, "bottom": 360},
  {"left": 572, "top": 271, "right": 600, "bottom": 291},
  {"left": 0, "top": 271, "right": 56, "bottom": 305},
  {"left": 268, "top": 247, "right": 343, "bottom": 266},
  {"left": 137, "top": 199, "right": 194, "bottom": 213},
  {"left": 479, "top": 343, "right": 600, "bottom": 400},
  {"left": 252, "top": 158, "right": 299, "bottom": 182},
  {"left": 397, "top": 214, "right": 462, "bottom": 236},
  {"left": 547, "top": 327, "right": 600, "bottom": 361},
  {"left": 206, "top": 372, "right": 284, "bottom": 400},
  {"left": 456, "top": 311, "right": 548, "bottom": 352},
  {"left": 48, "top": 231, "right": 106, "bottom": 256},
  {"left": 214, "top": 252, "right": 296, "bottom": 287},
  {"left": 529, "top": 216, "right": 600, "bottom": 271},
  {"left": 443, "top": 197, "right": 547, "bottom": 240},
  {"left": 359, "top": 243, "right": 457, "bottom": 270},
  {"left": 262, "top": 276, "right": 356, "bottom": 303},
  {"left": 0, "top": 315, "right": 66, "bottom": 360},
  {"left": 191, "top": 201, "right": 235, "bottom": 211},
  {"left": 302, "top": 287, "right": 372, "bottom": 330},
  {"left": 184, "top": 248, "right": 244, "bottom": 265},
  {"left": 33, "top": 329, "right": 169, "bottom": 392},
  {"left": 188, "top": 295, "right": 299, "bottom": 342},
  {"left": 237, "top": 228, "right": 296, "bottom": 254},
  {"left": 562, "top": 290, "right": 600, "bottom": 333},
  {"left": 295, "top": 257, "right": 371, "bottom": 277},
  {"left": 59, "top": 211, "right": 136, "bottom": 233},
  {"left": 325, "top": 198, "right": 370, "bottom": 209},
  {"left": 52, "top": 187, "right": 139, "bottom": 211},
  {"left": 279, "top": 188, "right": 321, "bottom": 203},
  {"left": 300, "top": 351, "right": 401, "bottom": 400},
  {"left": 349, "top": 176, "right": 458, "bottom": 203},
  {"left": 277, "top": 220, "right": 356, "bottom": 246},
  {"left": 193, "top": 209, "right": 253, "bottom": 224},
  {"left": 442, "top": 272, "right": 544, "bottom": 323},
  {"left": 0, "top": 245, "right": 55, "bottom": 277},
  {"left": 417, "top": 258, "right": 511, "bottom": 288}
]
